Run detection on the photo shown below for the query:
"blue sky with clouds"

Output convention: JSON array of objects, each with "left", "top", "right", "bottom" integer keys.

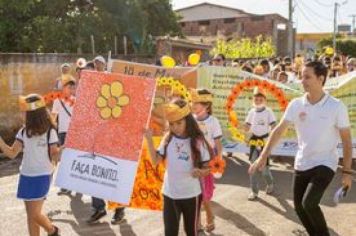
[{"left": 172, "top": 0, "right": 356, "bottom": 33}]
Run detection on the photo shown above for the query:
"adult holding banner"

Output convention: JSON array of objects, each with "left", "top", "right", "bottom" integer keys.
[
  {"left": 211, "top": 54, "right": 225, "bottom": 67},
  {"left": 87, "top": 55, "right": 126, "bottom": 225},
  {"left": 249, "top": 61, "right": 353, "bottom": 236}
]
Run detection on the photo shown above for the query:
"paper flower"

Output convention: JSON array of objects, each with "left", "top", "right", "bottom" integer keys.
[
  {"left": 96, "top": 81, "right": 130, "bottom": 119},
  {"left": 209, "top": 157, "right": 226, "bottom": 178}
]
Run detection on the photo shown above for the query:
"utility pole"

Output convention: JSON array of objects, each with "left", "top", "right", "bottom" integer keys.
[
  {"left": 350, "top": 14, "right": 356, "bottom": 35},
  {"left": 333, "top": 2, "right": 338, "bottom": 54},
  {"left": 333, "top": 1, "right": 348, "bottom": 54},
  {"left": 288, "top": 0, "right": 294, "bottom": 57}
]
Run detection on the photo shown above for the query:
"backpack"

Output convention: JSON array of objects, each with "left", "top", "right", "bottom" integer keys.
[{"left": 21, "top": 127, "right": 55, "bottom": 161}]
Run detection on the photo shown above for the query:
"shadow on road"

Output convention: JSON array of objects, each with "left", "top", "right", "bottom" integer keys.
[
  {"left": 49, "top": 193, "right": 137, "bottom": 236},
  {"left": 211, "top": 201, "right": 266, "bottom": 236},
  {"left": 218, "top": 155, "right": 356, "bottom": 207}
]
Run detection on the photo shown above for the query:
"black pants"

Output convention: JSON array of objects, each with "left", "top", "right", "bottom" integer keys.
[
  {"left": 92, "top": 197, "right": 106, "bottom": 211},
  {"left": 58, "top": 132, "right": 67, "bottom": 146},
  {"left": 293, "top": 165, "right": 335, "bottom": 236},
  {"left": 163, "top": 195, "right": 202, "bottom": 236}
]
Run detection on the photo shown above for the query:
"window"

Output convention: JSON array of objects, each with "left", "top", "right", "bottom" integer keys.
[
  {"left": 198, "top": 20, "right": 210, "bottom": 26},
  {"left": 251, "top": 16, "right": 265, "bottom": 21},
  {"left": 224, "top": 18, "right": 235, "bottom": 24}
]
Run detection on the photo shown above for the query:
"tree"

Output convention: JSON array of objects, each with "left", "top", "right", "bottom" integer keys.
[
  {"left": 0, "top": 0, "right": 181, "bottom": 53},
  {"left": 317, "top": 36, "right": 356, "bottom": 58},
  {"left": 210, "top": 35, "right": 276, "bottom": 59}
]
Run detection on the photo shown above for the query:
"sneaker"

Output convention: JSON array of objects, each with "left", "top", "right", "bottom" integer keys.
[
  {"left": 248, "top": 192, "right": 258, "bottom": 201},
  {"left": 86, "top": 209, "right": 107, "bottom": 224},
  {"left": 48, "top": 226, "right": 59, "bottom": 236},
  {"left": 111, "top": 208, "right": 125, "bottom": 225},
  {"left": 292, "top": 229, "right": 308, "bottom": 236},
  {"left": 266, "top": 184, "right": 274, "bottom": 195},
  {"left": 57, "top": 189, "right": 71, "bottom": 196}
]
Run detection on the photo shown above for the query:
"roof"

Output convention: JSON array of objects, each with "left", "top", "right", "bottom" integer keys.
[
  {"left": 175, "top": 2, "right": 248, "bottom": 15},
  {"left": 175, "top": 2, "right": 288, "bottom": 22}
]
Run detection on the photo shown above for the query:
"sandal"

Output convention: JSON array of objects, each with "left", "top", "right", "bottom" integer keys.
[
  {"left": 205, "top": 222, "right": 215, "bottom": 232},
  {"left": 197, "top": 223, "right": 204, "bottom": 232},
  {"left": 205, "top": 216, "right": 215, "bottom": 232}
]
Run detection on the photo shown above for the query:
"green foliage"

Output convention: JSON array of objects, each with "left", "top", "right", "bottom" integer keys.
[
  {"left": 210, "top": 35, "right": 276, "bottom": 59},
  {"left": 0, "top": 0, "right": 181, "bottom": 53},
  {"left": 317, "top": 36, "right": 356, "bottom": 57}
]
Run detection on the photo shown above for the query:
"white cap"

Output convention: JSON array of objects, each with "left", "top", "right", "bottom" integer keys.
[
  {"left": 61, "top": 63, "right": 71, "bottom": 69},
  {"left": 94, "top": 56, "right": 106, "bottom": 64}
]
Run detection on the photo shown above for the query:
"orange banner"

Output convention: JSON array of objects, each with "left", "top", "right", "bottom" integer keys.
[{"left": 108, "top": 137, "right": 165, "bottom": 211}]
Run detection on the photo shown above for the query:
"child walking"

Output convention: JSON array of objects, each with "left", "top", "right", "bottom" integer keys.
[
  {"left": 51, "top": 75, "right": 76, "bottom": 195},
  {"left": 145, "top": 99, "right": 212, "bottom": 236},
  {"left": 245, "top": 87, "right": 276, "bottom": 201},
  {"left": 191, "top": 89, "right": 223, "bottom": 232},
  {"left": 0, "top": 94, "right": 60, "bottom": 236}
]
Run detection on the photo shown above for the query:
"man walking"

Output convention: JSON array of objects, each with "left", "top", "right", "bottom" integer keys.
[{"left": 249, "top": 61, "right": 353, "bottom": 236}]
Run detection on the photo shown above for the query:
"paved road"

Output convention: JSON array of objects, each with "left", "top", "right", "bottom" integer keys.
[{"left": 1, "top": 154, "right": 355, "bottom": 236}]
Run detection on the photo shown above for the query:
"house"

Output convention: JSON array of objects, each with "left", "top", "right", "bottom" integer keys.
[{"left": 175, "top": 2, "right": 292, "bottom": 56}]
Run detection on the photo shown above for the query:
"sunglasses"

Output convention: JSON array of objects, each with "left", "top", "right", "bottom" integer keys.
[{"left": 213, "top": 58, "right": 222, "bottom": 62}]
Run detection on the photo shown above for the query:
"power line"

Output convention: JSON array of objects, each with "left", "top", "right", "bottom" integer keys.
[
  {"left": 298, "top": 0, "right": 333, "bottom": 22},
  {"left": 313, "top": 0, "right": 334, "bottom": 7},
  {"left": 296, "top": 1, "right": 329, "bottom": 30},
  {"left": 296, "top": 2, "right": 325, "bottom": 31}
]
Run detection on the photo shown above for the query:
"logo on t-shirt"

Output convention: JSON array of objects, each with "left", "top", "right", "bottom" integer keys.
[
  {"left": 37, "top": 139, "right": 47, "bottom": 148},
  {"left": 257, "top": 119, "right": 266, "bottom": 126},
  {"left": 175, "top": 143, "right": 190, "bottom": 161},
  {"left": 299, "top": 111, "right": 307, "bottom": 122},
  {"left": 178, "top": 151, "right": 189, "bottom": 161},
  {"left": 198, "top": 122, "right": 209, "bottom": 137}
]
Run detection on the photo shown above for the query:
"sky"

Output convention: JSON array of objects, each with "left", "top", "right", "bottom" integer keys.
[{"left": 171, "top": 0, "right": 356, "bottom": 33}]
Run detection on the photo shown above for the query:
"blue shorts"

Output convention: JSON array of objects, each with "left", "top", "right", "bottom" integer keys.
[{"left": 17, "top": 174, "right": 51, "bottom": 201}]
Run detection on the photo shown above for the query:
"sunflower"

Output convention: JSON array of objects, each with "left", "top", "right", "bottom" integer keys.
[{"left": 96, "top": 81, "right": 130, "bottom": 119}]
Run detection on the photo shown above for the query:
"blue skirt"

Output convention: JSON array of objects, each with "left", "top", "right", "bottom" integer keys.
[{"left": 17, "top": 174, "right": 51, "bottom": 201}]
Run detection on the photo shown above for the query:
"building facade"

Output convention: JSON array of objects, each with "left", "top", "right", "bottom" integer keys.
[{"left": 175, "top": 3, "right": 292, "bottom": 57}]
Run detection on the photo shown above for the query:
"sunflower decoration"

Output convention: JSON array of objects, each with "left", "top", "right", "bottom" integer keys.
[
  {"left": 96, "top": 81, "right": 130, "bottom": 120},
  {"left": 209, "top": 156, "right": 226, "bottom": 179}
]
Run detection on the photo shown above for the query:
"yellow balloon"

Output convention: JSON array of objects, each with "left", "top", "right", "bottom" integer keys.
[
  {"left": 161, "top": 56, "right": 176, "bottom": 68},
  {"left": 325, "top": 47, "right": 334, "bottom": 55},
  {"left": 188, "top": 53, "right": 200, "bottom": 65}
]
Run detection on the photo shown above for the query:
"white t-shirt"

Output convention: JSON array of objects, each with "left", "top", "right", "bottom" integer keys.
[
  {"left": 16, "top": 128, "right": 59, "bottom": 176},
  {"left": 158, "top": 136, "right": 210, "bottom": 199},
  {"left": 245, "top": 107, "right": 276, "bottom": 136},
  {"left": 52, "top": 98, "right": 74, "bottom": 133},
  {"left": 283, "top": 93, "right": 350, "bottom": 171},
  {"left": 195, "top": 115, "right": 223, "bottom": 149},
  {"left": 54, "top": 77, "right": 62, "bottom": 90}
]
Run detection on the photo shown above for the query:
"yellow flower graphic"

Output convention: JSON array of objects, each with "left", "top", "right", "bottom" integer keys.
[{"left": 96, "top": 81, "right": 130, "bottom": 119}]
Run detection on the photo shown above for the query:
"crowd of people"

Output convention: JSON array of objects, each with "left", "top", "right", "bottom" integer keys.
[
  {"left": 0, "top": 52, "right": 354, "bottom": 236},
  {"left": 208, "top": 53, "right": 356, "bottom": 84}
]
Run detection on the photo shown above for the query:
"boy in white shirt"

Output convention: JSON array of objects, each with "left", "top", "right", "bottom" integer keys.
[
  {"left": 54, "top": 63, "right": 72, "bottom": 90},
  {"left": 245, "top": 87, "right": 276, "bottom": 200},
  {"left": 52, "top": 75, "right": 76, "bottom": 195}
]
